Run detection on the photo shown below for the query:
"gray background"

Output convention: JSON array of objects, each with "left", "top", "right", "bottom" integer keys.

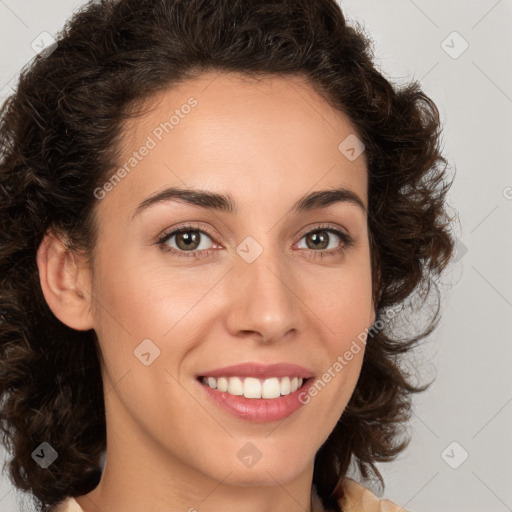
[{"left": 1, "top": 1, "right": 511, "bottom": 511}]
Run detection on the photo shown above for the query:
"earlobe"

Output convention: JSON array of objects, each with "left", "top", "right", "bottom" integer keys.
[{"left": 36, "top": 230, "right": 94, "bottom": 331}]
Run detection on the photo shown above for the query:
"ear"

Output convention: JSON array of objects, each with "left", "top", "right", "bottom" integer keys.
[{"left": 36, "top": 230, "right": 94, "bottom": 331}]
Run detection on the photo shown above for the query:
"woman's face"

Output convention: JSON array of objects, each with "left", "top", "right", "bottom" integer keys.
[{"left": 87, "top": 72, "right": 374, "bottom": 489}]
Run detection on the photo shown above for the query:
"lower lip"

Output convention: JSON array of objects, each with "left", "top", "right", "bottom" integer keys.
[{"left": 198, "top": 378, "right": 314, "bottom": 423}]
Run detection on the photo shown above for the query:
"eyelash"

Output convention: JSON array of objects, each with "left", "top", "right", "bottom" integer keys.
[{"left": 156, "top": 222, "right": 355, "bottom": 260}]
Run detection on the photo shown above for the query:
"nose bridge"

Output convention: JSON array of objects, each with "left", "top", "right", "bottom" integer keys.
[{"left": 226, "top": 233, "right": 297, "bottom": 340}]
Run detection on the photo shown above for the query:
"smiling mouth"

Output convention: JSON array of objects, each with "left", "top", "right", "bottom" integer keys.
[{"left": 197, "top": 375, "right": 310, "bottom": 399}]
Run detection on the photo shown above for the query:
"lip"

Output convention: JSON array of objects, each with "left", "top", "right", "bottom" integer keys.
[
  {"left": 197, "top": 362, "right": 315, "bottom": 379},
  {"left": 195, "top": 362, "right": 316, "bottom": 423}
]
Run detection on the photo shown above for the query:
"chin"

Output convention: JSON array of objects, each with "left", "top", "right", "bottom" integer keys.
[{"left": 206, "top": 452, "right": 310, "bottom": 487}]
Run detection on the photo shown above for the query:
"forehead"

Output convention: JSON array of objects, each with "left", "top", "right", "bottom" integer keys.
[{"left": 102, "top": 72, "right": 368, "bottom": 216}]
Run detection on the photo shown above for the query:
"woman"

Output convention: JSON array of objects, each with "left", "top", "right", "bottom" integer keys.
[{"left": 0, "top": 0, "right": 455, "bottom": 511}]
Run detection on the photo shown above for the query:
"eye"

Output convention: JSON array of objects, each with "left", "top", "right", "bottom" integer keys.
[
  {"left": 156, "top": 223, "right": 354, "bottom": 260},
  {"left": 157, "top": 224, "right": 217, "bottom": 258},
  {"left": 295, "top": 225, "right": 354, "bottom": 259}
]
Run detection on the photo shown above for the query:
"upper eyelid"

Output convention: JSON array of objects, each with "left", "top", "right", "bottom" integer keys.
[{"left": 158, "top": 222, "right": 218, "bottom": 243}]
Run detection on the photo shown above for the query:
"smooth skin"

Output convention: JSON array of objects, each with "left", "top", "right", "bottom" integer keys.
[{"left": 37, "top": 72, "right": 375, "bottom": 512}]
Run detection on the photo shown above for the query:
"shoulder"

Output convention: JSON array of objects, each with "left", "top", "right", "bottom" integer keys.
[{"left": 339, "top": 477, "right": 407, "bottom": 512}]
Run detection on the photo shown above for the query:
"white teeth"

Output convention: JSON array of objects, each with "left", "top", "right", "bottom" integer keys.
[
  {"left": 201, "top": 376, "right": 306, "bottom": 399},
  {"left": 217, "top": 377, "right": 228, "bottom": 392},
  {"left": 261, "top": 377, "right": 281, "bottom": 399},
  {"left": 227, "top": 376, "right": 243, "bottom": 396},
  {"left": 280, "top": 376, "right": 291, "bottom": 395},
  {"left": 243, "top": 377, "right": 262, "bottom": 398}
]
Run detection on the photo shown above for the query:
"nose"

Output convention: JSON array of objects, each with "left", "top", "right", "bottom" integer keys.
[{"left": 224, "top": 241, "right": 299, "bottom": 345}]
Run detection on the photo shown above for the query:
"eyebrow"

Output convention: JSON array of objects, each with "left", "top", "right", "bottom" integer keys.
[{"left": 132, "top": 186, "right": 366, "bottom": 219}]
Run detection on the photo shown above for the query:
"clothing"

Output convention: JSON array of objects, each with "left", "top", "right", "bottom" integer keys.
[
  {"left": 312, "top": 478, "right": 407, "bottom": 512},
  {"left": 54, "top": 478, "right": 406, "bottom": 512}
]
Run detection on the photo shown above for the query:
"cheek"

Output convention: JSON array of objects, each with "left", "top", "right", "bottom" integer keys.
[
  {"left": 88, "top": 250, "right": 229, "bottom": 394},
  {"left": 297, "top": 255, "right": 373, "bottom": 402},
  {"left": 300, "top": 253, "right": 374, "bottom": 341},
  {"left": 91, "top": 247, "right": 208, "bottom": 338}
]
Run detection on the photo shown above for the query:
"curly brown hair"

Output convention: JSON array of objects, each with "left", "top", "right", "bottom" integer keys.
[{"left": 0, "top": 0, "right": 455, "bottom": 510}]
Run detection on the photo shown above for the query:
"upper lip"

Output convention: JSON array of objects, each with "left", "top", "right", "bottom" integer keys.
[{"left": 198, "top": 363, "right": 315, "bottom": 379}]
